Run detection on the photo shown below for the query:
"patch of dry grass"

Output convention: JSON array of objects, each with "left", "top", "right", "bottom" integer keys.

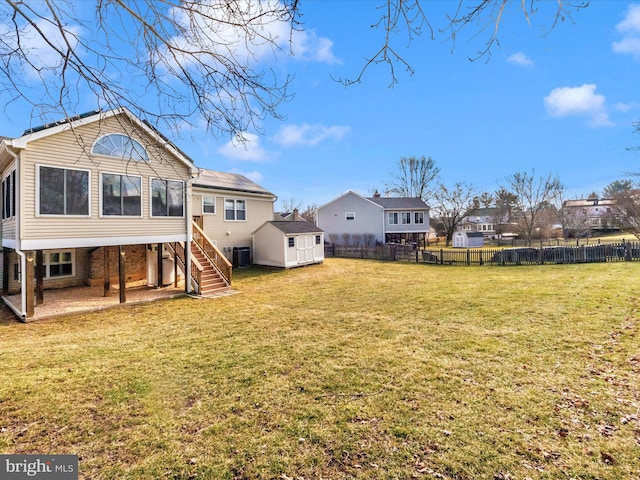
[{"left": 1, "top": 258, "right": 639, "bottom": 479}]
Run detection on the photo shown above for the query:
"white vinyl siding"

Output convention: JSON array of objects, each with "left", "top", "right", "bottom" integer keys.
[{"left": 19, "top": 115, "right": 194, "bottom": 244}]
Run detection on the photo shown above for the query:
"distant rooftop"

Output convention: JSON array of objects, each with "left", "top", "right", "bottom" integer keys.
[
  {"left": 368, "top": 196, "right": 428, "bottom": 209},
  {"left": 194, "top": 169, "right": 274, "bottom": 196}
]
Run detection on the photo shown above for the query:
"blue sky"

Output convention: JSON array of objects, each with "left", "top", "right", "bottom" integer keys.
[{"left": 2, "top": 1, "right": 640, "bottom": 209}]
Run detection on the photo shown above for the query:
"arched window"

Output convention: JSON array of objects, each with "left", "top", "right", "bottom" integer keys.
[{"left": 92, "top": 134, "right": 149, "bottom": 161}]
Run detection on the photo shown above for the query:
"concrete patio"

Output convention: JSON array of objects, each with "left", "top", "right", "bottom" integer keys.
[{"left": 2, "top": 281, "right": 187, "bottom": 321}]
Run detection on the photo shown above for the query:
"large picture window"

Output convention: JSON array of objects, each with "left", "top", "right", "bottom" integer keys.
[
  {"left": 224, "top": 199, "right": 246, "bottom": 221},
  {"left": 152, "top": 179, "right": 184, "bottom": 217},
  {"left": 39, "top": 166, "right": 89, "bottom": 216},
  {"left": 92, "top": 134, "right": 149, "bottom": 161},
  {"left": 102, "top": 173, "right": 142, "bottom": 216}
]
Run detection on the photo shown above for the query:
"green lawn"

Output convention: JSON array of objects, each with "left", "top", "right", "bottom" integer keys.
[{"left": 1, "top": 258, "right": 639, "bottom": 479}]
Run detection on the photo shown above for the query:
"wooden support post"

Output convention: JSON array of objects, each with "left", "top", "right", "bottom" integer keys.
[
  {"left": 103, "top": 247, "right": 110, "bottom": 297},
  {"left": 25, "top": 251, "right": 35, "bottom": 318},
  {"left": 157, "top": 243, "right": 163, "bottom": 288},
  {"left": 118, "top": 245, "right": 126, "bottom": 304},
  {"left": 174, "top": 243, "right": 179, "bottom": 287},
  {"left": 2, "top": 248, "right": 9, "bottom": 295},
  {"left": 35, "top": 250, "right": 44, "bottom": 305}
]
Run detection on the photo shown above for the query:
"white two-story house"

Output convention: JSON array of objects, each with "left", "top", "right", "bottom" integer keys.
[{"left": 316, "top": 191, "right": 430, "bottom": 247}]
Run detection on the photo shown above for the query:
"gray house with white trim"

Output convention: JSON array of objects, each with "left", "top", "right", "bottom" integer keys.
[{"left": 316, "top": 191, "right": 430, "bottom": 247}]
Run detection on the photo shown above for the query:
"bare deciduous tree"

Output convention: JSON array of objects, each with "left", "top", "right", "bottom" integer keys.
[
  {"left": 385, "top": 156, "right": 440, "bottom": 202},
  {"left": 501, "top": 170, "right": 563, "bottom": 247},
  {"left": 277, "top": 196, "right": 302, "bottom": 214},
  {"left": 339, "top": 0, "right": 587, "bottom": 86},
  {"left": 610, "top": 185, "right": 640, "bottom": 240},
  {"left": 430, "top": 181, "right": 478, "bottom": 246},
  {"left": 0, "top": 1, "right": 587, "bottom": 137}
]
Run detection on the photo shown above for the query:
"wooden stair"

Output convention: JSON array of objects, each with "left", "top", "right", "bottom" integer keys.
[{"left": 191, "top": 242, "right": 231, "bottom": 295}]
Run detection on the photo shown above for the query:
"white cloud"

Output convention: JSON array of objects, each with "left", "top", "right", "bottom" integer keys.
[
  {"left": 612, "top": 4, "right": 640, "bottom": 58},
  {"left": 291, "top": 30, "right": 340, "bottom": 64},
  {"left": 218, "top": 132, "right": 270, "bottom": 161},
  {"left": 0, "top": 19, "right": 82, "bottom": 79},
  {"left": 543, "top": 84, "right": 612, "bottom": 127},
  {"left": 615, "top": 4, "right": 640, "bottom": 33},
  {"left": 507, "top": 52, "right": 533, "bottom": 67},
  {"left": 273, "top": 123, "right": 350, "bottom": 146},
  {"left": 164, "top": 1, "right": 337, "bottom": 68},
  {"left": 614, "top": 101, "right": 640, "bottom": 112},
  {"left": 231, "top": 169, "right": 264, "bottom": 184}
]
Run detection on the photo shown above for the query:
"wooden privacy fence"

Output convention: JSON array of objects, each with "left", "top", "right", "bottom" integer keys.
[{"left": 326, "top": 242, "right": 640, "bottom": 266}]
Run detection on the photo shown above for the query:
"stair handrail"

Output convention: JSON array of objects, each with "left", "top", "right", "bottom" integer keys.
[
  {"left": 168, "top": 241, "right": 204, "bottom": 294},
  {"left": 192, "top": 221, "right": 233, "bottom": 286}
]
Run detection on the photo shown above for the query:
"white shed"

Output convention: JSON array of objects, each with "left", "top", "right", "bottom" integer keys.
[
  {"left": 253, "top": 220, "right": 325, "bottom": 268},
  {"left": 452, "top": 231, "right": 485, "bottom": 248}
]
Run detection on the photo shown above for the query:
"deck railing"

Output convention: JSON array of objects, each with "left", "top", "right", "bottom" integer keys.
[{"left": 192, "top": 222, "right": 233, "bottom": 285}]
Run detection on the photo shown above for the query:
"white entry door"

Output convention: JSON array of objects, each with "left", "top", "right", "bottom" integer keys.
[{"left": 297, "top": 235, "right": 314, "bottom": 263}]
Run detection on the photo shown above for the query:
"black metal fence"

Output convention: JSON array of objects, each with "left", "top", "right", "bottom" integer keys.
[{"left": 325, "top": 242, "right": 640, "bottom": 266}]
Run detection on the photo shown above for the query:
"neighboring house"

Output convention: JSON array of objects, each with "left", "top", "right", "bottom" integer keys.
[
  {"left": 459, "top": 207, "right": 498, "bottom": 238},
  {"left": 191, "top": 169, "right": 276, "bottom": 262},
  {"left": 562, "top": 198, "right": 621, "bottom": 235},
  {"left": 452, "top": 231, "right": 485, "bottom": 248},
  {"left": 316, "top": 190, "right": 430, "bottom": 247},
  {"left": 0, "top": 108, "right": 232, "bottom": 320},
  {"left": 252, "top": 220, "right": 324, "bottom": 268}
]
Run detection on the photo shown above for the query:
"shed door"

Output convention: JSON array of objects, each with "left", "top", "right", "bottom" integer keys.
[{"left": 297, "top": 235, "right": 314, "bottom": 264}]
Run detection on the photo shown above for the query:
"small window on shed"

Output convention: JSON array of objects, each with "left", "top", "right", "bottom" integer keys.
[
  {"left": 288, "top": 237, "right": 295, "bottom": 247},
  {"left": 345, "top": 212, "right": 355, "bottom": 221},
  {"left": 315, "top": 235, "right": 321, "bottom": 245}
]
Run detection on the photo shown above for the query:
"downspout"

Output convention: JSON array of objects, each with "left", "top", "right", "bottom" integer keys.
[
  {"left": 5, "top": 145, "right": 26, "bottom": 318},
  {"left": 185, "top": 169, "right": 198, "bottom": 294}
]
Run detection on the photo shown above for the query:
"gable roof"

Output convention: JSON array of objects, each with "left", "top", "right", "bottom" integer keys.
[
  {"left": 5, "top": 107, "right": 197, "bottom": 172},
  {"left": 194, "top": 169, "right": 275, "bottom": 197},
  {"left": 317, "top": 190, "right": 384, "bottom": 211},
  {"left": 368, "top": 196, "right": 429, "bottom": 210},
  {"left": 463, "top": 207, "right": 498, "bottom": 219},
  {"left": 267, "top": 220, "right": 323, "bottom": 234}
]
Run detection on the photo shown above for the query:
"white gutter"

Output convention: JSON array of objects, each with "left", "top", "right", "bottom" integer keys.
[{"left": 5, "top": 145, "right": 26, "bottom": 318}]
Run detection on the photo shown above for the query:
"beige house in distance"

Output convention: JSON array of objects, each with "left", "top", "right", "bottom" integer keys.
[{"left": 0, "top": 108, "right": 234, "bottom": 320}]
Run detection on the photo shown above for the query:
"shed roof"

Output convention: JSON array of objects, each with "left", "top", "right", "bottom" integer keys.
[
  {"left": 267, "top": 220, "right": 324, "bottom": 234},
  {"left": 194, "top": 169, "right": 275, "bottom": 197}
]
